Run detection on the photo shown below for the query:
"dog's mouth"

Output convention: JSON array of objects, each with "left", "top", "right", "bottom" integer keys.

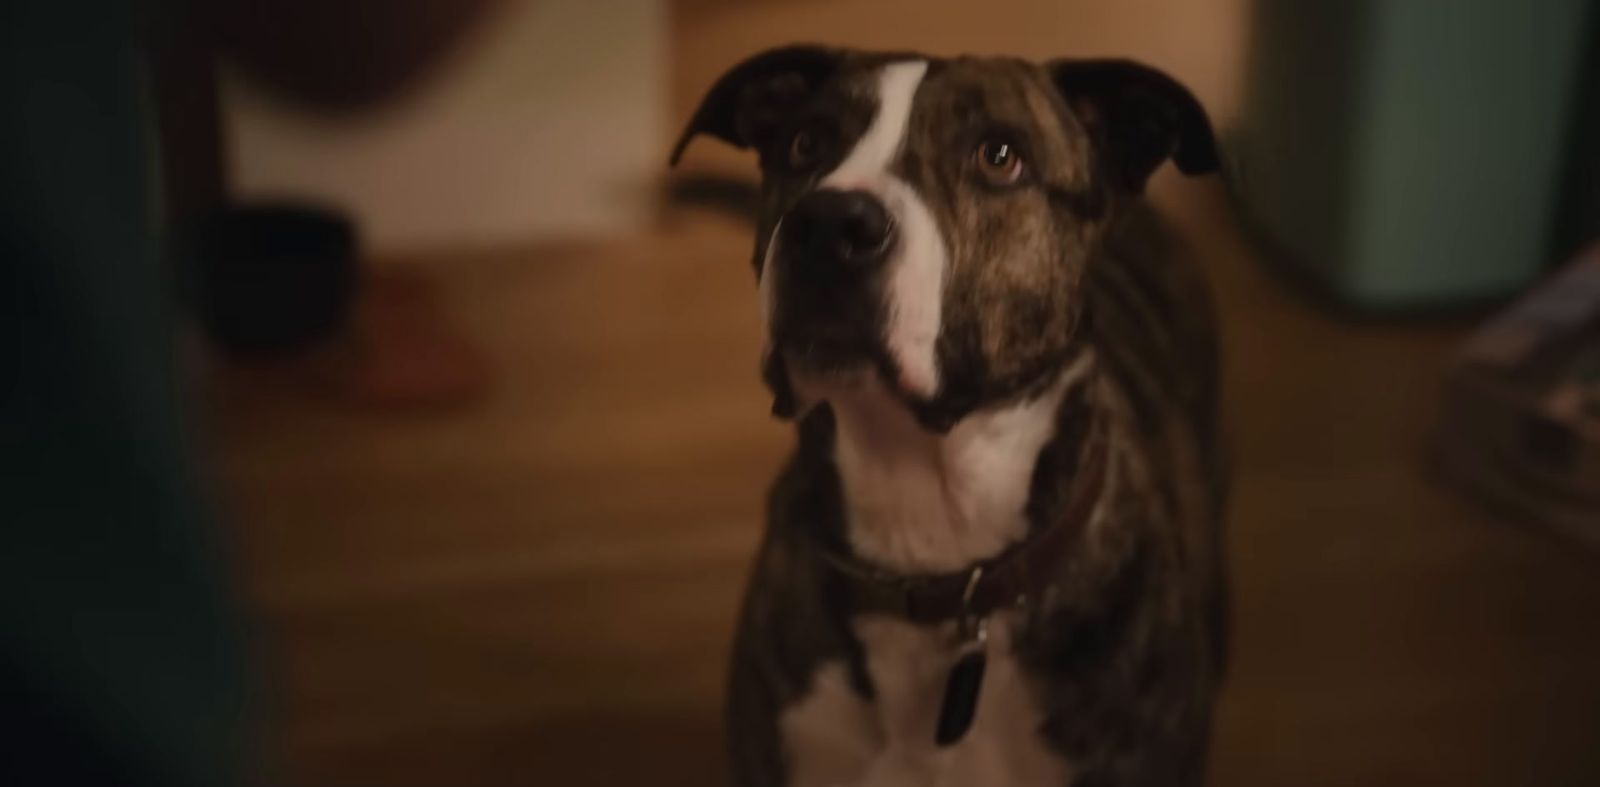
[
  {"left": 768, "top": 265, "right": 885, "bottom": 377},
  {"left": 775, "top": 324, "right": 878, "bottom": 374},
  {"left": 769, "top": 315, "right": 932, "bottom": 419},
  {"left": 765, "top": 243, "right": 931, "bottom": 413}
]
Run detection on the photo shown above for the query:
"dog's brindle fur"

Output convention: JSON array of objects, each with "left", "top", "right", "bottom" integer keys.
[{"left": 675, "top": 46, "right": 1228, "bottom": 787}]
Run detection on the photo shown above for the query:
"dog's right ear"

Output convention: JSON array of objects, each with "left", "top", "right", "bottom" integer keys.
[{"left": 670, "top": 44, "right": 844, "bottom": 167}]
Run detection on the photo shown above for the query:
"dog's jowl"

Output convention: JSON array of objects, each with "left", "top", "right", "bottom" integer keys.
[{"left": 673, "top": 45, "right": 1230, "bottom": 787}]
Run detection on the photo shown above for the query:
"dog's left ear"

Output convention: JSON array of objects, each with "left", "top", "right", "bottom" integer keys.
[
  {"left": 1049, "top": 59, "right": 1219, "bottom": 193},
  {"left": 670, "top": 44, "right": 845, "bottom": 166}
]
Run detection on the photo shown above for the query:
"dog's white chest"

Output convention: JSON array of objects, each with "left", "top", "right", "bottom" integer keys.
[{"left": 779, "top": 613, "right": 1070, "bottom": 787}]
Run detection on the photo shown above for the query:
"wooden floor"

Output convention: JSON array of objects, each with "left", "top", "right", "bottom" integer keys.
[{"left": 211, "top": 176, "right": 1600, "bottom": 785}]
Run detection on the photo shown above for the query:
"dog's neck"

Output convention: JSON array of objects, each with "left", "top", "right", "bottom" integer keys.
[{"left": 799, "top": 351, "right": 1101, "bottom": 575}]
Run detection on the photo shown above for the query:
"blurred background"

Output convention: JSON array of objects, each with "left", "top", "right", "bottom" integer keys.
[{"left": 5, "top": 0, "right": 1600, "bottom": 785}]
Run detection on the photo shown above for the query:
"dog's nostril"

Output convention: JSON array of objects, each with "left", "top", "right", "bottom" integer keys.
[
  {"left": 787, "top": 189, "right": 895, "bottom": 266},
  {"left": 840, "top": 203, "right": 892, "bottom": 257}
]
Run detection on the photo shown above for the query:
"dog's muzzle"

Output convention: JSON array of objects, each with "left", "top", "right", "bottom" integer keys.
[
  {"left": 769, "top": 189, "right": 896, "bottom": 372},
  {"left": 780, "top": 188, "right": 895, "bottom": 270}
]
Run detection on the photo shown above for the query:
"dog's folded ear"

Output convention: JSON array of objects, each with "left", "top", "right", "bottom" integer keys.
[
  {"left": 670, "top": 44, "right": 845, "bottom": 167},
  {"left": 1048, "top": 59, "right": 1219, "bottom": 193}
]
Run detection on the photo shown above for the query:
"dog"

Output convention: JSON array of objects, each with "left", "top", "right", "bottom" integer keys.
[{"left": 671, "top": 45, "right": 1230, "bottom": 787}]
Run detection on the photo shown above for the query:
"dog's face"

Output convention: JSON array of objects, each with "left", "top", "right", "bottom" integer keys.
[{"left": 673, "top": 47, "right": 1217, "bottom": 430}]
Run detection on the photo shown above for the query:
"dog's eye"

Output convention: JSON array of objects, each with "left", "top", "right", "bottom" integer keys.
[
  {"left": 974, "top": 139, "right": 1025, "bottom": 186},
  {"left": 788, "top": 126, "right": 825, "bottom": 171}
]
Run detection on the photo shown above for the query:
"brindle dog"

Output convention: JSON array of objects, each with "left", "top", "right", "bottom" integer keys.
[{"left": 672, "top": 45, "right": 1229, "bottom": 787}]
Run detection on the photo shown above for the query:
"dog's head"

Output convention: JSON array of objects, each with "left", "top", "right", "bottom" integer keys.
[{"left": 673, "top": 46, "right": 1218, "bottom": 431}]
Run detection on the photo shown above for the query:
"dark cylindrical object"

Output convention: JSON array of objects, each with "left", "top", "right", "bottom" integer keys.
[{"left": 185, "top": 203, "right": 357, "bottom": 358}]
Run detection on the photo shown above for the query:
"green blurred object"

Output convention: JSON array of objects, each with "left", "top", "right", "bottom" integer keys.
[
  {"left": 1233, "top": 1, "right": 1593, "bottom": 311},
  {"left": 2, "top": 1, "right": 251, "bottom": 784}
]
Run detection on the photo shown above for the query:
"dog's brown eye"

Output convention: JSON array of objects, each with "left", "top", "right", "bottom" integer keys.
[
  {"left": 974, "top": 139, "right": 1025, "bottom": 185},
  {"left": 789, "top": 128, "right": 820, "bottom": 170}
]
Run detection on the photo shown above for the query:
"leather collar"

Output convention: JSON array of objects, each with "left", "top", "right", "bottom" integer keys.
[{"left": 812, "top": 417, "right": 1111, "bottom": 626}]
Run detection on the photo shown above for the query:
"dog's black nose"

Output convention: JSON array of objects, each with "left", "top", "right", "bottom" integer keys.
[{"left": 782, "top": 189, "right": 894, "bottom": 269}]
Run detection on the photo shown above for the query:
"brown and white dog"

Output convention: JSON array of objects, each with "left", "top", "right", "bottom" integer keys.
[{"left": 672, "top": 45, "right": 1230, "bottom": 787}]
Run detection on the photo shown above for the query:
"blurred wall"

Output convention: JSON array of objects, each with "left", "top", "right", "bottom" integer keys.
[{"left": 222, "top": 0, "right": 668, "bottom": 254}]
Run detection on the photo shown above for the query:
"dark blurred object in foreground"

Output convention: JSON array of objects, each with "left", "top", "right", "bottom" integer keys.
[
  {"left": 2, "top": 1, "right": 250, "bottom": 784},
  {"left": 1440, "top": 243, "right": 1600, "bottom": 544}
]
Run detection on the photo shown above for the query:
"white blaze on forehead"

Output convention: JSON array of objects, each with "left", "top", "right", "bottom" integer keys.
[
  {"left": 820, "top": 59, "right": 944, "bottom": 398},
  {"left": 821, "top": 60, "right": 928, "bottom": 190}
]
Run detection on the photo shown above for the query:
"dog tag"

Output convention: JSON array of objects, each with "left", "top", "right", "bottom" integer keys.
[{"left": 935, "top": 635, "right": 987, "bottom": 747}]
